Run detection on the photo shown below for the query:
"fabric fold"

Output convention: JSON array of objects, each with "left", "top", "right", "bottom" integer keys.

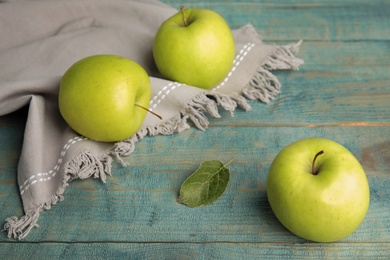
[{"left": 0, "top": 0, "right": 303, "bottom": 240}]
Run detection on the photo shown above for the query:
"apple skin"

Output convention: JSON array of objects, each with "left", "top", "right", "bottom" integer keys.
[
  {"left": 267, "top": 137, "right": 370, "bottom": 242},
  {"left": 59, "top": 54, "right": 151, "bottom": 142},
  {"left": 153, "top": 7, "right": 235, "bottom": 90}
]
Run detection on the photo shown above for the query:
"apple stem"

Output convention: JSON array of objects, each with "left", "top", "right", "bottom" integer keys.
[
  {"left": 312, "top": 150, "right": 324, "bottom": 175},
  {"left": 135, "top": 104, "right": 163, "bottom": 120},
  {"left": 180, "top": 6, "right": 188, "bottom": 27}
]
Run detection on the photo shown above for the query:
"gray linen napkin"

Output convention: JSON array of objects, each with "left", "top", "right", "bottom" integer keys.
[{"left": 0, "top": 0, "right": 303, "bottom": 240}]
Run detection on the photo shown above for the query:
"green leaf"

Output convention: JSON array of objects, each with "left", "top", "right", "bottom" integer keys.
[{"left": 178, "top": 160, "right": 232, "bottom": 208}]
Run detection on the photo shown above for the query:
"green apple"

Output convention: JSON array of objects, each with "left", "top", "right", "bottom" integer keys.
[
  {"left": 59, "top": 54, "right": 151, "bottom": 142},
  {"left": 153, "top": 6, "right": 235, "bottom": 90},
  {"left": 267, "top": 137, "right": 370, "bottom": 242}
]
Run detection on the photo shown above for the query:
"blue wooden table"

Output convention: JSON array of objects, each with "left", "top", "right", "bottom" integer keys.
[{"left": 1, "top": 0, "right": 389, "bottom": 258}]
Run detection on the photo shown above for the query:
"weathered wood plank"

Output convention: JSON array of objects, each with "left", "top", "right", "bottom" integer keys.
[
  {"left": 162, "top": 0, "right": 390, "bottom": 41},
  {"left": 298, "top": 41, "right": 390, "bottom": 67},
  {"left": 1, "top": 242, "right": 390, "bottom": 259},
  {"left": 212, "top": 66, "right": 390, "bottom": 127}
]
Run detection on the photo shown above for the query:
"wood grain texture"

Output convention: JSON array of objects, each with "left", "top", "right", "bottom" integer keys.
[
  {"left": 163, "top": 0, "right": 390, "bottom": 41},
  {"left": 1, "top": 0, "right": 389, "bottom": 259},
  {"left": 1, "top": 242, "right": 390, "bottom": 259}
]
